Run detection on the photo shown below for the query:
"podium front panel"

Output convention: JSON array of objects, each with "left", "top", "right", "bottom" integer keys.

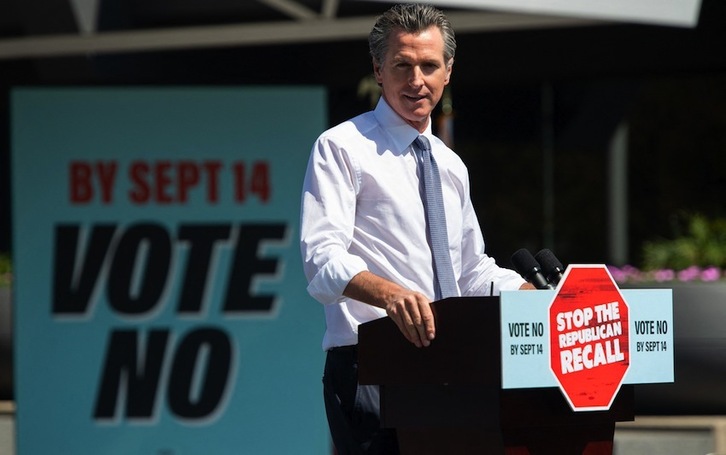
[{"left": 359, "top": 297, "right": 501, "bottom": 386}]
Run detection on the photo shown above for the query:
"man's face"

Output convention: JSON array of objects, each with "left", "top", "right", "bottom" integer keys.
[{"left": 373, "top": 25, "right": 452, "bottom": 133}]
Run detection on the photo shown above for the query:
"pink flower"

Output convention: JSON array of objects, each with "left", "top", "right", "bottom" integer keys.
[
  {"left": 701, "top": 267, "right": 722, "bottom": 282},
  {"left": 653, "top": 269, "right": 676, "bottom": 282},
  {"left": 678, "top": 265, "right": 701, "bottom": 282},
  {"left": 607, "top": 265, "right": 627, "bottom": 283},
  {"left": 607, "top": 265, "right": 724, "bottom": 283}
]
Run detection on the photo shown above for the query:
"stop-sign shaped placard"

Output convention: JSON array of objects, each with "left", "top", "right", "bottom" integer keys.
[{"left": 549, "top": 265, "right": 630, "bottom": 411}]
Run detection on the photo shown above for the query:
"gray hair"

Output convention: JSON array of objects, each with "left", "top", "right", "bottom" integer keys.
[{"left": 368, "top": 3, "right": 457, "bottom": 65}]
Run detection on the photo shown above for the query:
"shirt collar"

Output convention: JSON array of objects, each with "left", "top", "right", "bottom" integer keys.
[{"left": 373, "top": 97, "right": 433, "bottom": 154}]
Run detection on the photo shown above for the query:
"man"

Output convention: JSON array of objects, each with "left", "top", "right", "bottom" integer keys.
[{"left": 300, "top": 4, "right": 533, "bottom": 454}]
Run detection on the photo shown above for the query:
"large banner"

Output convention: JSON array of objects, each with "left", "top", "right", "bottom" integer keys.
[{"left": 11, "top": 87, "right": 329, "bottom": 454}]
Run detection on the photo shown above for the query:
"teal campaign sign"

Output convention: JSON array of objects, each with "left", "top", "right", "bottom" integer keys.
[
  {"left": 500, "top": 286, "right": 674, "bottom": 390},
  {"left": 11, "top": 87, "right": 329, "bottom": 454}
]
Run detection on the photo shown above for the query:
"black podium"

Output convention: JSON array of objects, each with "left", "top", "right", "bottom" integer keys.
[{"left": 358, "top": 297, "right": 634, "bottom": 455}]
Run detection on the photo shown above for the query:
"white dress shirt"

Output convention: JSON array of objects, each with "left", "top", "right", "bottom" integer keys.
[{"left": 300, "top": 98, "right": 525, "bottom": 350}]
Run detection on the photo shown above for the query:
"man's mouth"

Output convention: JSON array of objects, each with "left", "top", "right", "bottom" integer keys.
[{"left": 404, "top": 94, "right": 426, "bottom": 102}]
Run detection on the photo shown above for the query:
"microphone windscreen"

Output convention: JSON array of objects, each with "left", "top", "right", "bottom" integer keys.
[
  {"left": 511, "top": 248, "right": 540, "bottom": 275},
  {"left": 535, "top": 249, "right": 564, "bottom": 273}
]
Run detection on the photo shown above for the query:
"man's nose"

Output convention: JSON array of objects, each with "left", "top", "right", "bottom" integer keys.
[{"left": 409, "top": 66, "right": 424, "bottom": 88}]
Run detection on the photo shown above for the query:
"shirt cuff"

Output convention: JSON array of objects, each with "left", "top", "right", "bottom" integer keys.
[
  {"left": 306, "top": 254, "right": 368, "bottom": 305},
  {"left": 493, "top": 275, "right": 528, "bottom": 295}
]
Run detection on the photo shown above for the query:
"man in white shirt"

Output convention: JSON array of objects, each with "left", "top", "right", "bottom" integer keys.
[{"left": 300, "top": 3, "right": 533, "bottom": 454}]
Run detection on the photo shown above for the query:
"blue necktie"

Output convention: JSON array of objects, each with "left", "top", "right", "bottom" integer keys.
[{"left": 413, "top": 135, "right": 458, "bottom": 300}]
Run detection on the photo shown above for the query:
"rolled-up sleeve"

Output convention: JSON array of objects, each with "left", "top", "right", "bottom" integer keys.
[{"left": 300, "top": 136, "right": 368, "bottom": 304}]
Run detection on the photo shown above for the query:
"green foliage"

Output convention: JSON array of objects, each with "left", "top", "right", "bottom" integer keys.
[
  {"left": 0, "top": 253, "right": 10, "bottom": 288},
  {"left": 642, "top": 213, "right": 726, "bottom": 270}
]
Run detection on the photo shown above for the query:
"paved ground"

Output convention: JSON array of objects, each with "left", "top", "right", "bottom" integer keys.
[
  {"left": 2, "top": 409, "right": 724, "bottom": 455},
  {"left": 0, "top": 419, "right": 13, "bottom": 454}
]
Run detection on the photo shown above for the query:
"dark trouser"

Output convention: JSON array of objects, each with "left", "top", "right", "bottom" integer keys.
[{"left": 323, "top": 345, "right": 400, "bottom": 455}]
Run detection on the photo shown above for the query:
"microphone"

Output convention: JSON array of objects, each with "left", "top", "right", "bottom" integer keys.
[
  {"left": 511, "top": 248, "right": 554, "bottom": 290},
  {"left": 535, "top": 249, "right": 565, "bottom": 287}
]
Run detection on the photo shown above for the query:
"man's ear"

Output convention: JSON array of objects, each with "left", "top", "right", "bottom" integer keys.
[
  {"left": 373, "top": 59, "right": 383, "bottom": 85},
  {"left": 444, "top": 58, "right": 454, "bottom": 84}
]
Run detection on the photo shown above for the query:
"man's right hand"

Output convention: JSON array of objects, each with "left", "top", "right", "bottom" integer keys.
[
  {"left": 384, "top": 291, "right": 435, "bottom": 347},
  {"left": 343, "top": 271, "right": 436, "bottom": 348}
]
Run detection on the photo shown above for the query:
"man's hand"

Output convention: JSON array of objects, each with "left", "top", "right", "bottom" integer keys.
[
  {"left": 344, "top": 271, "right": 435, "bottom": 348},
  {"left": 384, "top": 291, "right": 435, "bottom": 348}
]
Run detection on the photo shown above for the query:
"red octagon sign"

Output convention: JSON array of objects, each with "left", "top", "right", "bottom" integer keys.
[{"left": 549, "top": 265, "right": 630, "bottom": 411}]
